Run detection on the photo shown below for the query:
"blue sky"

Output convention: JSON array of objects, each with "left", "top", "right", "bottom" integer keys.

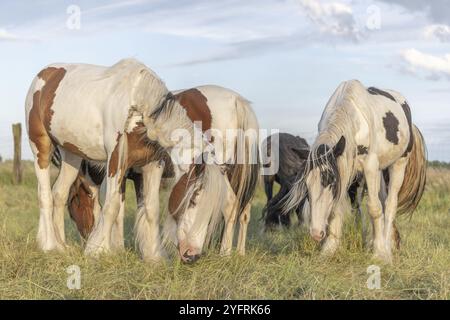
[{"left": 0, "top": 0, "right": 449, "bottom": 160}]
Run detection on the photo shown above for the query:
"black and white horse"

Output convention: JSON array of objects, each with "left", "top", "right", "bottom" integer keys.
[{"left": 283, "top": 80, "right": 427, "bottom": 263}]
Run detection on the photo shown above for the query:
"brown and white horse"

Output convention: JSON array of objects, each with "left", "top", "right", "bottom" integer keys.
[
  {"left": 26, "top": 60, "right": 259, "bottom": 262},
  {"left": 59, "top": 85, "right": 260, "bottom": 262}
]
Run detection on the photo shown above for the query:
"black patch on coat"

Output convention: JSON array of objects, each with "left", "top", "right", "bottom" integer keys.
[
  {"left": 401, "top": 101, "right": 414, "bottom": 157},
  {"left": 357, "top": 145, "right": 368, "bottom": 155},
  {"left": 368, "top": 87, "right": 396, "bottom": 102},
  {"left": 383, "top": 111, "right": 400, "bottom": 145}
]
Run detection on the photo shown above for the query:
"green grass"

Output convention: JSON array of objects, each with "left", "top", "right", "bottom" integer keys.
[{"left": 0, "top": 160, "right": 449, "bottom": 299}]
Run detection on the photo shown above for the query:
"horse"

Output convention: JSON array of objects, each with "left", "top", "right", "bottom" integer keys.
[
  {"left": 261, "top": 133, "right": 310, "bottom": 229},
  {"left": 283, "top": 80, "right": 426, "bottom": 262},
  {"left": 26, "top": 60, "right": 259, "bottom": 263},
  {"left": 261, "top": 133, "right": 400, "bottom": 248},
  {"left": 57, "top": 85, "right": 260, "bottom": 262},
  {"left": 54, "top": 86, "right": 260, "bottom": 262}
]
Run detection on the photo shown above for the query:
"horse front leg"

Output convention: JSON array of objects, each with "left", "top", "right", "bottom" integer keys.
[
  {"left": 110, "top": 180, "right": 126, "bottom": 251},
  {"left": 321, "top": 196, "right": 349, "bottom": 257},
  {"left": 85, "top": 158, "right": 124, "bottom": 256},
  {"left": 134, "top": 161, "right": 165, "bottom": 262}
]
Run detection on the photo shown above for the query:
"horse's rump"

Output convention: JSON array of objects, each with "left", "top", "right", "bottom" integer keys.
[{"left": 226, "top": 96, "right": 260, "bottom": 217}]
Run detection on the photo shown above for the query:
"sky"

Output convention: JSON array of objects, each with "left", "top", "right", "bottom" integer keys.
[{"left": 0, "top": 0, "right": 449, "bottom": 161}]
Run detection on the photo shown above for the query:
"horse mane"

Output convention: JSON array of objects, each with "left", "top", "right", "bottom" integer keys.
[
  {"left": 283, "top": 91, "right": 358, "bottom": 214},
  {"left": 147, "top": 92, "right": 201, "bottom": 149}
]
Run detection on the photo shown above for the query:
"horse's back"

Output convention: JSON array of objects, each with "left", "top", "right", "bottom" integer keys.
[
  {"left": 26, "top": 59, "right": 148, "bottom": 161},
  {"left": 324, "top": 80, "right": 412, "bottom": 168}
]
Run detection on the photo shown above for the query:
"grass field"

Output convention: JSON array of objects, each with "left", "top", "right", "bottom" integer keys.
[{"left": 0, "top": 160, "right": 449, "bottom": 299}]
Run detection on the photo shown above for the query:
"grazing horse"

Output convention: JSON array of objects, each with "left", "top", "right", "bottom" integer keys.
[
  {"left": 25, "top": 59, "right": 231, "bottom": 262},
  {"left": 261, "top": 133, "right": 400, "bottom": 248},
  {"left": 62, "top": 85, "right": 260, "bottom": 262},
  {"left": 64, "top": 86, "right": 259, "bottom": 261},
  {"left": 283, "top": 80, "right": 426, "bottom": 262},
  {"left": 27, "top": 62, "right": 259, "bottom": 262},
  {"left": 262, "top": 133, "right": 309, "bottom": 229},
  {"left": 146, "top": 85, "right": 260, "bottom": 261}
]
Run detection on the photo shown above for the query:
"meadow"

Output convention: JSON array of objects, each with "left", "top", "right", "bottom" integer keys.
[{"left": 0, "top": 160, "right": 448, "bottom": 299}]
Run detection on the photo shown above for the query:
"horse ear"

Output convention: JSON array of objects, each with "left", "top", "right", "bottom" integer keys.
[
  {"left": 291, "top": 147, "right": 310, "bottom": 160},
  {"left": 333, "top": 136, "right": 346, "bottom": 158}
]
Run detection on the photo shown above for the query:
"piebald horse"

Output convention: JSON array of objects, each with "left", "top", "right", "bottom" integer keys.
[
  {"left": 283, "top": 80, "right": 426, "bottom": 262},
  {"left": 25, "top": 59, "right": 259, "bottom": 262}
]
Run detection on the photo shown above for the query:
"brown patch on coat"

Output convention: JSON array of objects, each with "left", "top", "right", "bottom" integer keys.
[
  {"left": 168, "top": 163, "right": 205, "bottom": 221},
  {"left": 174, "top": 89, "right": 212, "bottom": 138},
  {"left": 68, "top": 173, "right": 95, "bottom": 239},
  {"left": 124, "top": 122, "right": 174, "bottom": 177},
  {"left": 108, "top": 132, "right": 123, "bottom": 177},
  {"left": 28, "top": 67, "right": 66, "bottom": 169},
  {"left": 63, "top": 142, "right": 90, "bottom": 159}
]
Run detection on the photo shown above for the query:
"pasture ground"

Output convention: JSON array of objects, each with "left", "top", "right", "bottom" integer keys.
[{"left": 0, "top": 161, "right": 449, "bottom": 299}]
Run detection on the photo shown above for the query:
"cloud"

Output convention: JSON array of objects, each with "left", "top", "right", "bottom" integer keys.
[
  {"left": 400, "top": 48, "right": 450, "bottom": 80},
  {"left": 298, "top": 0, "right": 359, "bottom": 40},
  {"left": 424, "top": 24, "right": 450, "bottom": 42},
  {"left": 0, "top": 28, "right": 20, "bottom": 41},
  {"left": 376, "top": 0, "right": 450, "bottom": 24}
]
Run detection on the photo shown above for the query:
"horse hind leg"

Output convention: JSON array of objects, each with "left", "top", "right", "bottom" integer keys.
[
  {"left": 52, "top": 151, "right": 82, "bottom": 246},
  {"left": 220, "top": 179, "right": 238, "bottom": 256},
  {"left": 363, "top": 155, "right": 388, "bottom": 261},
  {"left": 384, "top": 157, "right": 408, "bottom": 262},
  {"left": 29, "top": 137, "right": 62, "bottom": 252},
  {"left": 237, "top": 203, "right": 251, "bottom": 255}
]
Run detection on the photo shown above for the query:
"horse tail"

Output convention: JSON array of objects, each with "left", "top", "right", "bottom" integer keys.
[
  {"left": 397, "top": 125, "right": 427, "bottom": 216},
  {"left": 51, "top": 148, "right": 62, "bottom": 168},
  {"left": 228, "top": 96, "right": 260, "bottom": 218},
  {"left": 262, "top": 184, "right": 291, "bottom": 226}
]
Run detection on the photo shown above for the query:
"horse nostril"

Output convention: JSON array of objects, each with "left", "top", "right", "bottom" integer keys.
[
  {"left": 311, "top": 229, "right": 325, "bottom": 242},
  {"left": 182, "top": 251, "right": 201, "bottom": 264}
]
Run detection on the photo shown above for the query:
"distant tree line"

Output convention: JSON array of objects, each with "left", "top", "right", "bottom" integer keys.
[{"left": 428, "top": 160, "right": 450, "bottom": 169}]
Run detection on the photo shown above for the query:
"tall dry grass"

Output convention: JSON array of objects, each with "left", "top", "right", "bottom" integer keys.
[{"left": 0, "top": 161, "right": 448, "bottom": 299}]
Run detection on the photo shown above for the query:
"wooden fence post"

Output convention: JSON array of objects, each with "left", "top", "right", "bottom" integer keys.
[{"left": 12, "top": 123, "right": 22, "bottom": 184}]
